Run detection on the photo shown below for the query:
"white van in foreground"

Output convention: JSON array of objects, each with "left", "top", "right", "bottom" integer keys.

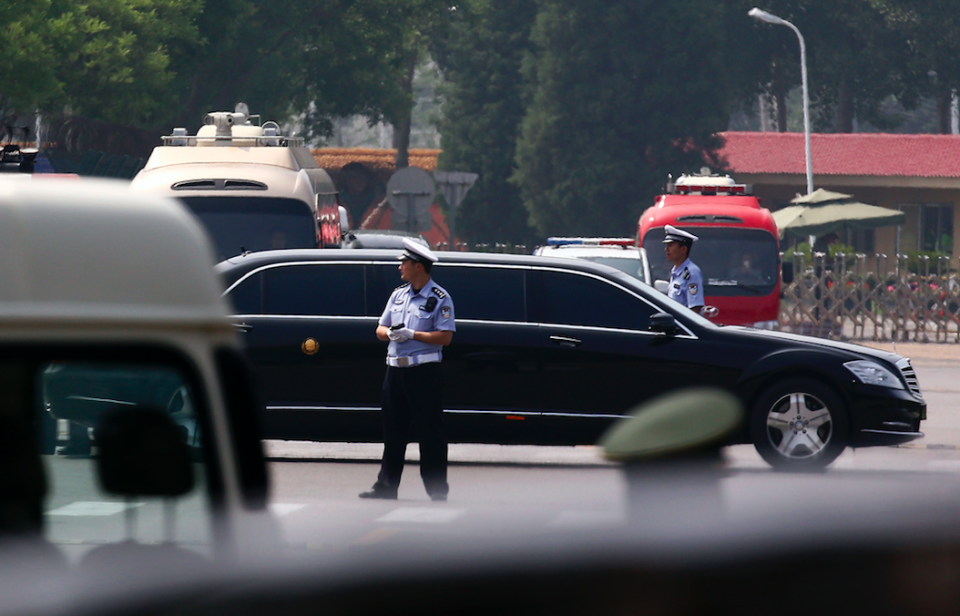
[{"left": 0, "top": 177, "right": 275, "bottom": 565}]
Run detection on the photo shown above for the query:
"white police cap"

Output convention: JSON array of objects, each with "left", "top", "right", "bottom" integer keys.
[
  {"left": 398, "top": 237, "right": 438, "bottom": 264},
  {"left": 662, "top": 225, "right": 699, "bottom": 245}
]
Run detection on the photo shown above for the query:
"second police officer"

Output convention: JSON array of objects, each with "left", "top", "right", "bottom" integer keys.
[
  {"left": 360, "top": 238, "right": 456, "bottom": 502},
  {"left": 663, "top": 224, "right": 704, "bottom": 314}
]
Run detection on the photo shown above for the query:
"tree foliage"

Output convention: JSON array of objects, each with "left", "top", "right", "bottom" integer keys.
[
  {"left": 432, "top": 0, "right": 539, "bottom": 245},
  {"left": 513, "top": 0, "right": 731, "bottom": 237},
  {"left": 1, "top": 0, "right": 200, "bottom": 125},
  {"left": 1, "top": 0, "right": 451, "bottom": 145},
  {"left": 879, "top": 0, "right": 960, "bottom": 133},
  {"left": 171, "top": 0, "right": 450, "bottom": 137},
  {"left": 764, "top": 1, "right": 915, "bottom": 133}
]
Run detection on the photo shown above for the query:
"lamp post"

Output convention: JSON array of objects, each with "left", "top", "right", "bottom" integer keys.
[{"left": 749, "top": 7, "right": 813, "bottom": 195}]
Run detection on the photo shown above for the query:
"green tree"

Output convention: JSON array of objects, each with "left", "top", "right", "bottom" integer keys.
[
  {"left": 513, "top": 0, "right": 730, "bottom": 237},
  {"left": 50, "top": 0, "right": 203, "bottom": 126},
  {"left": 170, "top": 0, "right": 451, "bottom": 139},
  {"left": 1, "top": 0, "right": 200, "bottom": 127},
  {"left": 432, "top": 0, "right": 539, "bottom": 245},
  {"left": 741, "top": 1, "right": 917, "bottom": 133},
  {"left": 880, "top": 0, "right": 960, "bottom": 133},
  {"left": 726, "top": 0, "right": 803, "bottom": 132},
  {"left": 0, "top": 0, "right": 63, "bottom": 115},
  {"left": 801, "top": 0, "right": 914, "bottom": 132},
  {"left": 2, "top": 0, "right": 453, "bottom": 150}
]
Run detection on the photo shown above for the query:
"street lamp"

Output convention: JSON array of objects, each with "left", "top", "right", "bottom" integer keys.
[{"left": 749, "top": 7, "right": 813, "bottom": 195}]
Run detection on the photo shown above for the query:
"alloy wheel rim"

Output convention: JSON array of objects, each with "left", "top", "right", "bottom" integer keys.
[{"left": 765, "top": 392, "right": 832, "bottom": 459}]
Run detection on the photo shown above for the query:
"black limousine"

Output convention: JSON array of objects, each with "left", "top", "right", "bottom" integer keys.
[{"left": 216, "top": 249, "right": 925, "bottom": 470}]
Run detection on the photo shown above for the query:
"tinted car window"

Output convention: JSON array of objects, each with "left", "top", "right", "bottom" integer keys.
[
  {"left": 541, "top": 270, "right": 653, "bottom": 330},
  {"left": 581, "top": 256, "right": 647, "bottom": 282},
  {"left": 263, "top": 264, "right": 365, "bottom": 316},
  {"left": 181, "top": 197, "right": 318, "bottom": 261},
  {"left": 228, "top": 272, "right": 263, "bottom": 314},
  {"left": 6, "top": 352, "right": 217, "bottom": 556},
  {"left": 436, "top": 265, "right": 526, "bottom": 322},
  {"left": 369, "top": 264, "right": 404, "bottom": 316}
]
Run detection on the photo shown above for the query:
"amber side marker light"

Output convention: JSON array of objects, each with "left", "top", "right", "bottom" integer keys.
[{"left": 506, "top": 415, "right": 525, "bottom": 421}]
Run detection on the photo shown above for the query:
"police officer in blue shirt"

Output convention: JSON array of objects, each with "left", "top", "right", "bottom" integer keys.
[
  {"left": 663, "top": 225, "right": 704, "bottom": 314},
  {"left": 360, "top": 238, "right": 456, "bottom": 501}
]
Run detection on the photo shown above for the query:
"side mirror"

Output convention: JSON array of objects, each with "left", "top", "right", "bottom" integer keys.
[
  {"left": 648, "top": 312, "right": 678, "bottom": 335},
  {"left": 781, "top": 261, "right": 794, "bottom": 285},
  {"left": 654, "top": 280, "right": 669, "bottom": 295},
  {"left": 338, "top": 205, "right": 349, "bottom": 234},
  {"left": 96, "top": 407, "right": 194, "bottom": 498}
]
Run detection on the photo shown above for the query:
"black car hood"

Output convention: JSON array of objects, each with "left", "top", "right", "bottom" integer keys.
[{"left": 722, "top": 326, "right": 904, "bottom": 365}]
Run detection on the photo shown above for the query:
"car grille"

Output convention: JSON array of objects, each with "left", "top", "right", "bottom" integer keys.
[{"left": 896, "top": 358, "right": 922, "bottom": 399}]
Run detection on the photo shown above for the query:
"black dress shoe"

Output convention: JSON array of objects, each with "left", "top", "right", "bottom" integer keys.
[{"left": 359, "top": 490, "right": 397, "bottom": 500}]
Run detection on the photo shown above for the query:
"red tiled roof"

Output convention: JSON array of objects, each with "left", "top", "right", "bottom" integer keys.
[
  {"left": 719, "top": 131, "right": 960, "bottom": 178},
  {"left": 311, "top": 147, "right": 440, "bottom": 172}
]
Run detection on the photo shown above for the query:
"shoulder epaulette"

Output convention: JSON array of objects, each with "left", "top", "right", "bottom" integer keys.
[{"left": 431, "top": 286, "right": 447, "bottom": 299}]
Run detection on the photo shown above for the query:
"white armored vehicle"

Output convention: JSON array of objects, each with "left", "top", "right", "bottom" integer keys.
[{"left": 131, "top": 106, "right": 340, "bottom": 260}]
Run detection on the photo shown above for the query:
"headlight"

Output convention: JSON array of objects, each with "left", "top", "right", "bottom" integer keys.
[{"left": 844, "top": 360, "right": 904, "bottom": 389}]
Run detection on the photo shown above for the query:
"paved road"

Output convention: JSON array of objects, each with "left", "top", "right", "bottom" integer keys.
[
  {"left": 262, "top": 342, "right": 960, "bottom": 551},
  {"left": 38, "top": 341, "right": 960, "bottom": 557},
  {"left": 266, "top": 340, "right": 960, "bottom": 466},
  {"left": 859, "top": 341, "right": 960, "bottom": 450}
]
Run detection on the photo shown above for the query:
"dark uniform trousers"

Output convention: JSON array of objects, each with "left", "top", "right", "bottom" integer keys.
[{"left": 374, "top": 362, "right": 448, "bottom": 498}]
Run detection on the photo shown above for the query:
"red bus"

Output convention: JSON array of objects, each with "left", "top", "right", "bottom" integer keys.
[{"left": 638, "top": 172, "right": 788, "bottom": 328}]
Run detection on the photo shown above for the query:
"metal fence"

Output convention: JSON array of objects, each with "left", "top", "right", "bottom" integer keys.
[
  {"left": 780, "top": 253, "right": 960, "bottom": 343},
  {"left": 453, "top": 244, "right": 960, "bottom": 343}
]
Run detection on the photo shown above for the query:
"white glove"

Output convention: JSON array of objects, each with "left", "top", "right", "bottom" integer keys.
[{"left": 388, "top": 326, "right": 416, "bottom": 342}]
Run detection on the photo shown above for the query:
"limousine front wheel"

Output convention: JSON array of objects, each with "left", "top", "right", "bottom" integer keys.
[{"left": 751, "top": 379, "right": 849, "bottom": 470}]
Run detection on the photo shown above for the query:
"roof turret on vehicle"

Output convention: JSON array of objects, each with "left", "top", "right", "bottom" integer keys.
[
  {"left": 0, "top": 143, "right": 39, "bottom": 174},
  {"left": 136, "top": 106, "right": 332, "bottom": 196},
  {"left": 668, "top": 169, "right": 753, "bottom": 196}
]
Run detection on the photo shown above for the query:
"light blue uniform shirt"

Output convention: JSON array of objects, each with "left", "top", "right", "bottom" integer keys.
[
  {"left": 668, "top": 258, "right": 704, "bottom": 309},
  {"left": 379, "top": 278, "right": 456, "bottom": 360}
]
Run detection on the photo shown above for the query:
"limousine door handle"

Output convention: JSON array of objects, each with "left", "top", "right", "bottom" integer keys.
[
  {"left": 233, "top": 322, "right": 254, "bottom": 333},
  {"left": 549, "top": 335, "right": 581, "bottom": 348}
]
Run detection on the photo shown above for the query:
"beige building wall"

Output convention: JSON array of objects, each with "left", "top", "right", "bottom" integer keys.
[{"left": 735, "top": 173, "right": 960, "bottom": 275}]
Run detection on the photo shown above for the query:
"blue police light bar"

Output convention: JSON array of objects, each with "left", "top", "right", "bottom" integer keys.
[{"left": 546, "top": 237, "right": 634, "bottom": 246}]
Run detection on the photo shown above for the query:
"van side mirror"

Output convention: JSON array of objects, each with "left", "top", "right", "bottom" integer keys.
[
  {"left": 654, "top": 280, "right": 669, "bottom": 295},
  {"left": 649, "top": 312, "right": 678, "bottom": 335},
  {"left": 96, "top": 407, "right": 194, "bottom": 497},
  {"left": 781, "top": 261, "right": 794, "bottom": 285}
]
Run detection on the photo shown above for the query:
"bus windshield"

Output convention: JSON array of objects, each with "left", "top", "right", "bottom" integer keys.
[
  {"left": 179, "top": 196, "right": 317, "bottom": 261},
  {"left": 644, "top": 227, "right": 779, "bottom": 297}
]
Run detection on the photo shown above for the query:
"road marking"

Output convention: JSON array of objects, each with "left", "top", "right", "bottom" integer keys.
[
  {"left": 269, "top": 503, "right": 306, "bottom": 517},
  {"left": 376, "top": 507, "right": 465, "bottom": 524},
  {"left": 352, "top": 528, "right": 399, "bottom": 545},
  {"left": 49, "top": 539, "right": 207, "bottom": 546},
  {"left": 47, "top": 501, "right": 143, "bottom": 516},
  {"left": 548, "top": 511, "right": 624, "bottom": 528},
  {"left": 928, "top": 460, "right": 960, "bottom": 469}
]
